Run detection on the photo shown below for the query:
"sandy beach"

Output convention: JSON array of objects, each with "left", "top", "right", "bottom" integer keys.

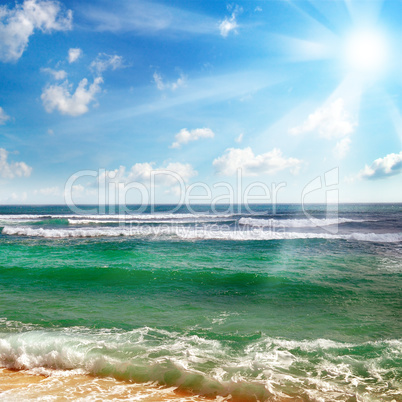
[
  {"left": 0, "top": 368, "right": 215, "bottom": 401},
  {"left": 0, "top": 368, "right": 310, "bottom": 401},
  {"left": 0, "top": 368, "right": 307, "bottom": 401}
]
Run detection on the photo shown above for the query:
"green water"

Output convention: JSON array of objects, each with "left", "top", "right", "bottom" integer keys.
[
  {"left": 1, "top": 238, "right": 400, "bottom": 340},
  {"left": 0, "top": 205, "right": 401, "bottom": 400}
]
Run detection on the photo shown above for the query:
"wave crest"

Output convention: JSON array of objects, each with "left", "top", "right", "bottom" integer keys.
[
  {"left": 2, "top": 225, "right": 402, "bottom": 242},
  {"left": 0, "top": 327, "right": 400, "bottom": 401},
  {"left": 239, "top": 217, "right": 364, "bottom": 228}
]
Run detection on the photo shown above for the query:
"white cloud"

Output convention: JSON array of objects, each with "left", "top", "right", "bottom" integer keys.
[
  {"left": 290, "top": 98, "right": 357, "bottom": 158},
  {"left": 333, "top": 137, "right": 351, "bottom": 159},
  {"left": 0, "top": 107, "right": 10, "bottom": 124},
  {"left": 41, "top": 53, "right": 122, "bottom": 116},
  {"left": 63, "top": 183, "right": 97, "bottom": 200},
  {"left": 153, "top": 72, "right": 186, "bottom": 91},
  {"left": 90, "top": 53, "right": 123, "bottom": 75},
  {"left": 106, "top": 163, "right": 152, "bottom": 183},
  {"left": 290, "top": 98, "right": 356, "bottom": 139},
  {"left": 0, "top": 148, "right": 32, "bottom": 179},
  {"left": 41, "top": 77, "right": 103, "bottom": 116},
  {"left": 0, "top": 0, "right": 72, "bottom": 62},
  {"left": 358, "top": 151, "right": 402, "bottom": 180},
  {"left": 72, "top": 184, "right": 85, "bottom": 193},
  {"left": 219, "top": 5, "right": 242, "bottom": 38},
  {"left": 8, "top": 191, "right": 27, "bottom": 202},
  {"left": 153, "top": 73, "right": 164, "bottom": 90},
  {"left": 34, "top": 186, "right": 60, "bottom": 196},
  {"left": 101, "top": 162, "right": 197, "bottom": 188},
  {"left": 63, "top": 183, "right": 87, "bottom": 200},
  {"left": 219, "top": 14, "right": 238, "bottom": 37},
  {"left": 41, "top": 67, "right": 67, "bottom": 80},
  {"left": 158, "top": 162, "right": 196, "bottom": 185},
  {"left": 68, "top": 47, "right": 82, "bottom": 63},
  {"left": 170, "top": 128, "right": 214, "bottom": 149},
  {"left": 213, "top": 147, "right": 302, "bottom": 176}
]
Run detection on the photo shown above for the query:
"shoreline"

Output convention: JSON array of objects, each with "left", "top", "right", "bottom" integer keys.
[
  {"left": 0, "top": 368, "right": 304, "bottom": 401},
  {"left": 0, "top": 368, "right": 212, "bottom": 401}
]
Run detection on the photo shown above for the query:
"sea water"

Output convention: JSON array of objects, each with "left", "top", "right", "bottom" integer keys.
[{"left": 0, "top": 204, "right": 401, "bottom": 401}]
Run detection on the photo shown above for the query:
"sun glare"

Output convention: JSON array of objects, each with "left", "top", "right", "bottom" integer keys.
[{"left": 343, "top": 30, "right": 389, "bottom": 76}]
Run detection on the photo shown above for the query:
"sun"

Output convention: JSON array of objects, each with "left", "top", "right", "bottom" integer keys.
[{"left": 343, "top": 29, "right": 389, "bottom": 76}]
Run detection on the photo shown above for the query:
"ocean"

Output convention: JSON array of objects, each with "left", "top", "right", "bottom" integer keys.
[{"left": 0, "top": 204, "right": 401, "bottom": 401}]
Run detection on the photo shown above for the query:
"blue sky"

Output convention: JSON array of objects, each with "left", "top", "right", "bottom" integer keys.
[{"left": 0, "top": 0, "right": 401, "bottom": 205}]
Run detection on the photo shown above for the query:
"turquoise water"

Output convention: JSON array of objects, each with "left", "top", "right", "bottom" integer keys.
[{"left": 0, "top": 204, "right": 401, "bottom": 400}]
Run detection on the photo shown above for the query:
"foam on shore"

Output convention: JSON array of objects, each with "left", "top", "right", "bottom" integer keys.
[{"left": 0, "top": 368, "right": 213, "bottom": 401}]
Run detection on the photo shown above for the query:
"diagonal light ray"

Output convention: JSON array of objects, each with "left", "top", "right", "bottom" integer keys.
[
  {"left": 268, "top": 33, "right": 338, "bottom": 63},
  {"left": 106, "top": 72, "right": 287, "bottom": 120},
  {"left": 344, "top": 0, "right": 385, "bottom": 26},
  {"left": 382, "top": 91, "right": 402, "bottom": 147},
  {"left": 77, "top": 0, "right": 218, "bottom": 35},
  {"left": 286, "top": 0, "right": 343, "bottom": 35},
  {"left": 325, "top": 73, "right": 364, "bottom": 117},
  {"left": 308, "top": 0, "right": 352, "bottom": 28},
  {"left": 50, "top": 69, "right": 290, "bottom": 138},
  {"left": 251, "top": 73, "right": 364, "bottom": 154}
]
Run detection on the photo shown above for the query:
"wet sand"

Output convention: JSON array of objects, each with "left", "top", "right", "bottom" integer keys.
[
  {"left": 0, "top": 368, "right": 212, "bottom": 401},
  {"left": 0, "top": 368, "right": 303, "bottom": 401}
]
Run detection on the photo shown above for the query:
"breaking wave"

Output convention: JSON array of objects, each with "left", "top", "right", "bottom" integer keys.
[
  {"left": 0, "top": 325, "right": 400, "bottom": 401},
  {"left": 2, "top": 225, "right": 402, "bottom": 242},
  {"left": 239, "top": 217, "right": 365, "bottom": 228},
  {"left": 0, "top": 213, "right": 233, "bottom": 221}
]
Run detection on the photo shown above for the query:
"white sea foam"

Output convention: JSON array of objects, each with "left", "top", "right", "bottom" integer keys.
[
  {"left": 179, "top": 230, "right": 402, "bottom": 242},
  {"left": 0, "top": 214, "right": 54, "bottom": 220},
  {"left": 0, "top": 214, "right": 371, "bottom": 232},
  {"left": 0, "top": 218, "right": 41, "bottom": 224},
  {"left": 348, "top": 232, "right": 402, "bottom": 242},
  {"left": 239, "top": 217, "right": 364, "bottom": 228},
  {"left": 67, "top": 217, "right": 228, "bottom": 225},
  {"left": 0, "top": 327, "right": 400, "bottom": 401},
  {"left": 66, "top": 213, "right": 234, "bottom": 221},
  {"left": 0, "top": 368, "right": 197, "bottom": 402},
  {"left": 0, "top": 213, "right": 233, "bottom": 221},
  {"left": 2, "top": 225, "right": 402, "bottom": 242},
  {"left": 1, "top": 226, "right": 150, "bottom": 238}
]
